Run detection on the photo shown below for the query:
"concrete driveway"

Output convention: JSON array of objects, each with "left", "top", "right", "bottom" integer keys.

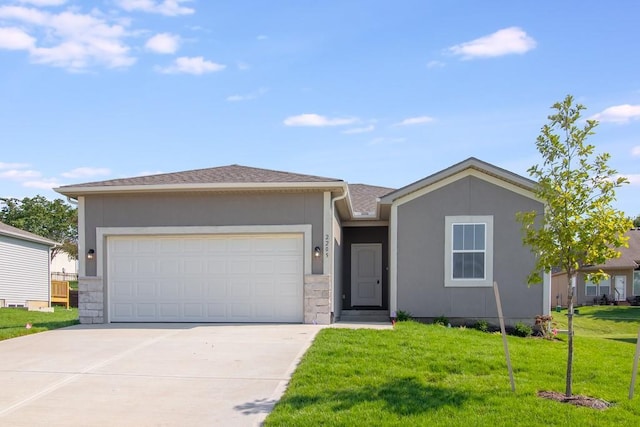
[{"left": 0, "top": 323, "right": 321, "bottom": 426}]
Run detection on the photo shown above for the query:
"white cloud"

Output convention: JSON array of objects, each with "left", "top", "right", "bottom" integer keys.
[
  {"left": 395, "top": 116, "right": 435, "bottom": 126},
  {"left": 632, "top": 146, "right": 640, "bottom": 157},
  {"left": 158, "top": 56, "right": 225, "bottom": 74},
  {"left": 283, "top": 114, "right": 357, "bottom": 127},
  {"left": 0, "top": 169, "right": 41, "bottom": 180},
  {"left": 0, "top": 162, "right": 30, "bottom": 169},
  {"left": 0, "top": 27, "right": 36, "bottom": 50},
  {"left": 619, "top": 174, "right": 640, "bottom": 186},
  {"left": 342, "top": 125, "right": 375, "bottom": 134},
  {"left": 448, "top": 27, "right": 536, "bottom": 59},
  {"left": 237, "top": 61, "right": 250, "bottom": 70},
  {"left": 0, "top": 5, "right": 135, "bottom": 71},
  {"left": 61, "top": 167, "right": 111, "bottom": 178},
  {"left": 116, "top": 0, "right": 194, "bottom": 16},
  {"left": 427, "top": 60, "right": 445, "bottom": 69},
  {"left": 590, "top": 104, "right": 640, "bottom": 124},
  {"left": 18, "top": 0, "right": 66, "bottom": 6},
  {"left": 23, "top": 178, "right": 60, "bottom": 189},
  {"left": 257, "top": 35, "right": 267, "bottom": 40},
  {"left": 145, "top": 32, "right": 180, "bottom": 54},
  {"left": 226, "top": 88, "right": 268, "bottom": 102}
]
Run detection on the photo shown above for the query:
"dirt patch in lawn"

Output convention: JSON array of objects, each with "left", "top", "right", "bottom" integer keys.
[{"left": 537, "top": 391, "right": 611, "bottom": 410}]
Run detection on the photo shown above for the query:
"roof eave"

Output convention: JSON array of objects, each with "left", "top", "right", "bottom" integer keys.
[
  {"left": 55, "top": 181, "right": 348, "bottom": 198},
  {"left": 0, "top": 230, "right": 59, "bottom": 247}
]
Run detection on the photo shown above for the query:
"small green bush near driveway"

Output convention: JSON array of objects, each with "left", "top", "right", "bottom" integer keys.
[
  {"left": 266, "top": 309, "right": 640, "bottom": 426},
  {"left": 0, "top": 307, "right": 79, "bottom": 341}
]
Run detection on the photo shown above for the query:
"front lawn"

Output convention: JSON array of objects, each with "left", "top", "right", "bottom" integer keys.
[
  {"left": 266, "top": 308, "right": 640, "bottom": 426},
  {"left": 0, "top": 307, "right": 79, "bottom": 341}
]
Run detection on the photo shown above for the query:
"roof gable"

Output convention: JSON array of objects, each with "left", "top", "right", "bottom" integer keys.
[
  {"left": 0, "top": 222, "right": 58, "bottom": 247},
  {"left": 379, "top": 157, "right": 537, "bottom": 205}
]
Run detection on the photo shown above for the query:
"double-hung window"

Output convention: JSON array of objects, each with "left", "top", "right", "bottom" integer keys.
[
  {"left": 633, "top": 271, "right": 640, "bottom": 296},
  {"left": 586, "top": 276, "right": 610, "bottom": 297},
  {"left": 445, "top": 216, "right": 493, "bottom": 287}
]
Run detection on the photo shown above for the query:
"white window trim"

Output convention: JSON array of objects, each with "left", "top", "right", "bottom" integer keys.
[
  {"left": 586, "top": 276, "right": 611, "bottom": 297},
  {"left": 444, "top": 215, "right": 493, "bottom": 287}
]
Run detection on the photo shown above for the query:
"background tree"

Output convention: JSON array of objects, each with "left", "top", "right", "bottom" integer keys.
[
  {"left": 517, "top": 95, "right": 631, "bottom": 397},
  {"left": 633, "top": 214, "right": 640, "bottom": 228},
  {"left": 0, "top": 196, "right": 78, "bottom": 261}
]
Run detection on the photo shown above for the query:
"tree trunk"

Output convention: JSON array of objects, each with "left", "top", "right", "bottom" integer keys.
[{"left": 565, "top": 273, "right": 575, "bottom": 397}]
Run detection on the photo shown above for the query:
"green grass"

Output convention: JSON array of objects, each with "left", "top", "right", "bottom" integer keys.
[
  {"left": 0, "top": 307, "right": 79, "bottom": 341},
  {"left": 554, "top": 305, "right": 640, "bottom": 339},
  {"left": 266, "top": 307, "right": 640, "bottom": 426}
]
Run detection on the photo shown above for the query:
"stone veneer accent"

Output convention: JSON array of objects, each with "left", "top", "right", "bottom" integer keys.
[
  {"left": 78, "top": 276, "right": 104, "bottom": 324},
  {"left": 78, "top": 274, "right": 332, "bottom": 325},
  {"left": 304, "top": 274, "right": 332, "bottom": 325}
]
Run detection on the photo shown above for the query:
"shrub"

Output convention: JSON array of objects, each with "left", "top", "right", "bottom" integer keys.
[
  {"left": 534, "top": 314, "right": 557, "bottom": 339},
  {"left": 395, "top": 310, "right": 413, "bottom": 321},
  {"left": 433, "top": 315, "right": 449, "bottom": 326},
  {"left": 513, "top": 322, "right": 533, "bottom": 337},
  {"left": 473, "top": 320, "right": 489, "bottom": 332}
]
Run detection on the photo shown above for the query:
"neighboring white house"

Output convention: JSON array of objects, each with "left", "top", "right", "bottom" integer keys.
[
  {"left": 51, "top": 250, "right": 79, "bottom": 281},
  {"left": 0, "top": 222, "right": 58, "bottom": 308}
]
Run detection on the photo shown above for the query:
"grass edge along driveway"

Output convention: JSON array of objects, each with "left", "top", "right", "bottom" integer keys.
[
  {"left": 266, "top": 307, "right": 640, "bottom": 426},
  {"left": 0, "top": 307, "right": 79, "bottom": 341}
]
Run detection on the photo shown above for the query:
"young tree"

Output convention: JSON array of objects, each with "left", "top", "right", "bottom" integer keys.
[
  {"left": 517, "top": 95, "right": 631, "bottom": 397},
  {"left": 0, "top": 196, "right": 78, "bottom": 261}
]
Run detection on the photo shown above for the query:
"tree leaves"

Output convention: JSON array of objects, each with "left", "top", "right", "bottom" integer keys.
[
  {"left": 517, "top": 95, "right": 632, "bottom": 397},
  {"left": 0, "top": 196, "right": 77, "bottom": 261}
]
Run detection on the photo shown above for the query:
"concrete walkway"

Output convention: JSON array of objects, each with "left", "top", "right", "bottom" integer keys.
[{"left": 0, "top": 324, "right": 322, "bottom": 427}]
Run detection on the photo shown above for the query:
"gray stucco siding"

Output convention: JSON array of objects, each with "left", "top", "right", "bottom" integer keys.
[
  {"left": 396, "top": 176, "right": 544, "bottom": 323},
  {"left": 83, "top": 191, "right": 325, "bottom": 276}
]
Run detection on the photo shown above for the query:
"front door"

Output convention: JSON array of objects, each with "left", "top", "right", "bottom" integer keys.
[
  {"left": 615, "top": 276, "right": 627, "bottom": 301},
  {"left": 351, "top": 243, "right": 382, "bottom": 307}
]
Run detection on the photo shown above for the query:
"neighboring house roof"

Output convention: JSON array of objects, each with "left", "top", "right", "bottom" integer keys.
[
  {"left": 379, "top": 157, "right": 537, "bottom": 204},
  {"left": 348, "top": 184, "right": 395, "bottom": 216},
  {"left": 0, "top": 222, "right": 58, "bottom": 247},
  {"left": 583, "top": 229, "right": 640, "bottom": 270}
]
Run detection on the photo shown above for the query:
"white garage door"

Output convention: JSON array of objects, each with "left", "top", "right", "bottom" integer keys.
[{"left": 108, "top": 234, "right": 304, "bottom": 322}]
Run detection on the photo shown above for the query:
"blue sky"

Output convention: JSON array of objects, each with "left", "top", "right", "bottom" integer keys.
[{"left": 1, "top": 0, "right": 639, "bottom": 216}]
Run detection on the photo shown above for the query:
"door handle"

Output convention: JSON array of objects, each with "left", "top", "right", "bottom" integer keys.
[{"left": 377, "top": 280, "right": 380, "bottom": 284}]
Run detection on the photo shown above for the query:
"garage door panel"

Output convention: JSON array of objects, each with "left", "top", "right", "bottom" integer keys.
[
  {"left": 158, "top": 279, "right": 180, "bottom": 297},
  {"left": 109, "top": 234, "right": 304, "bottom": 322},
  {"left": 112, "top": 303, "right": 133, "bottom": 318},
  {"left": 255, "top": 280, "right": 275, "bottom": 297},
  {"left": 184, "top": 280, "right": 204, "bottom": 297},
  {"left": 137, "top": 303, "right": 157, "bottom": 318},
  {"left": 136, "top": 240, "right": 158, "bottom": 254},
  {"left": 136, "top": 280, "right": 156, "bottom": 297}
]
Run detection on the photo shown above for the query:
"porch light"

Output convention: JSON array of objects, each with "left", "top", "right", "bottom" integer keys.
[
  {"left": 87, "top": 249, "right": 95, "bottom": 260},
  {"left": 314, "top": 246, "right": 322, "bottom": 258}
]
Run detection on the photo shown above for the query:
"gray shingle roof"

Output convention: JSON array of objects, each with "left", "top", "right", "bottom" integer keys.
[
  {"left": 0, "top": 222, "right": 59, "bottom": 246},
  {"left": 57, "top": 164, "right": 343, "bottom": 189},
  {"left": 581, "top": 229, "right": 640, "bottom": 270},
  {"left": 348, "top": 183, "right": 395, "bottom": 215}
]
